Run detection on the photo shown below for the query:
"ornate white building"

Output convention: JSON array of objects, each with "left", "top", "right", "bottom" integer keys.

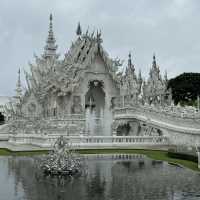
[{"left": 2, "top": 15, "right": 200, "bottom": 148}]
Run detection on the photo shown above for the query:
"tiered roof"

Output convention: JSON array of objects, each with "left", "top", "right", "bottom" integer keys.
[{"left": 22, "top": 15, "right": 122, "bottom": 103}]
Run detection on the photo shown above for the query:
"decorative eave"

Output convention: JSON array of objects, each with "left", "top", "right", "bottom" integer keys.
[{"left": 63, "top": 30, "right": 122, "bottom": 89}]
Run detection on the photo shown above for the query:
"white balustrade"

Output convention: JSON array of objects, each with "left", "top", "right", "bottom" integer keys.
[
  {"left": 196, "top": 146, "right": 200, "bottom": 169},
  {"left": 114, "top": 106, "right": 200, "bottom": 130},
  {"left": 197, "top": 151, "right": 200, "bottom": 169},
  {"left": 8, "top": 134, "right": 169, "bottom": 148}
]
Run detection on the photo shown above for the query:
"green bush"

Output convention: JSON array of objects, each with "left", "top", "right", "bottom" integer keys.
[
  {"left": 168, "top": 72, "right": 200, "bottom": 106},
  {"left": 167, "top": 150, "right": 198, "bottom": 163}
]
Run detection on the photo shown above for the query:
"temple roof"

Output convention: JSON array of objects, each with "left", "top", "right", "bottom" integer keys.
[
  {"left": 64, "top": 28, "right": 121, "bottom": 74},
  {"left": 23, "top": 21, "right": 122, "bottom": 100},
  {"left": 20, "top": 16, "right": 169, "bottom": 104}
]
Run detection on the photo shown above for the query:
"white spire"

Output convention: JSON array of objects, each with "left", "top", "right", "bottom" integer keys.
[
  {"left": 150, "top": 53, "right": 160, "bottom": 77},
  {"left": 43, "top": 14, "right": 58, "bottom": 59},
  {"left": 76, "top": 22, "right": 82, "bottom": 36},
  {"left": 164, "top": 70, "right": 168, "bottom": 81},
  {"left": 152, "top": 53, "right": 157, "bottom": 69},
  {"left": 128, "top": 52, "right": 132, "bottom": 67},
  {"left": 15, "top": 68, "right": 22, "bottom": 98},
  {"left": 138, "top": 69, "right": 142, "bottom": 81},
  {"left": 127, "top": 52, "right": 135, "bottom": 73}
]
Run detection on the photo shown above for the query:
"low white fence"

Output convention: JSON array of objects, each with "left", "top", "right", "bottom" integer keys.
[{"left": 9, "top": 134, "right": 169, "bottom": 148}]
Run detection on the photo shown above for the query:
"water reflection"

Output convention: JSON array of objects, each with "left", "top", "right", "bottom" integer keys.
[
  {"left": 86, "top": 168, "right": 106, "bottom": 200},
  {"left": 0, "top": 155, "right": 200, "bottom": 200}
]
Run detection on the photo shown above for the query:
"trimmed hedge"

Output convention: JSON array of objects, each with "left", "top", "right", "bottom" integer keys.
[{"left": 167, "top": 151, "right": 198, "bottom": 163}]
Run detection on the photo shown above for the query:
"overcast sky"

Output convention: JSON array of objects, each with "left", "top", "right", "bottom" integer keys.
[{"left": 0, "top": 0, "right": 200, "bottom": 96}]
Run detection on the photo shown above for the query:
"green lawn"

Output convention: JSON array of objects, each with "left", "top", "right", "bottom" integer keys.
[
  {"left": 0, "top": 148, "right": 198, "bottom": 171},
  {"left": 0, "top": 148, "right": 48, "bottom": 156}
]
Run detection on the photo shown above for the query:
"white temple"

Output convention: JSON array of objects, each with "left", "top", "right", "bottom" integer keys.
[{"left": 1, "top": 15, "right": 200, "bottom": 148}]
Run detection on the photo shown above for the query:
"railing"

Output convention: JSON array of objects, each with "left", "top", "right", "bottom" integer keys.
[
  {"left": 43, "top": 114, "right": 85, "bottom": 120},
  {"left": 114, "top": 106, "right": 200, "bottom": 130},
  {"left": 9, "top": 134, "right": 169, "bottom": 148}
]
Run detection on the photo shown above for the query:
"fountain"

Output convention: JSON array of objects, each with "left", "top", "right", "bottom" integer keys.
[{"left": 41, "top": 136, "right": 82, "bottom": 176}]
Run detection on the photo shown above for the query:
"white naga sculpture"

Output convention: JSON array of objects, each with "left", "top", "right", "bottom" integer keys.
[{"left": 3, "top": 14, "right": 200, "bottom": 148}]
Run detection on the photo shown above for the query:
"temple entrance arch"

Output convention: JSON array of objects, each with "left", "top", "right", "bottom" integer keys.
[
  {"left": 0, "top": 112, "right": 5, "bottom": 125},
  {"left": 85, "top": 80, "right": 105, "bottom": 115},
  {"left": 116, "top": 123, "right": 131, "bottom": 136}
]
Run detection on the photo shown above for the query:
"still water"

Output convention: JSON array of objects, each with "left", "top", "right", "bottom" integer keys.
[{"left": 0, "top": 154, "right": 200, "bottom": 200}]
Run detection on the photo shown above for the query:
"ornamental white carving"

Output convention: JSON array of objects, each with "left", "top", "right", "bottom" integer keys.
[{"left": 2, "top": 15, "right": 200, "bottom": 149}]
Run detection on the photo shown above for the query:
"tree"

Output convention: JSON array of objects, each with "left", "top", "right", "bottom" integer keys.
[{"left": 168, "top": 73, "right": 200, "bottom": 106}]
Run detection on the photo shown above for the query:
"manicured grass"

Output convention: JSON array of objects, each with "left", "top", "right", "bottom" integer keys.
[
  {"left": 0, "top": 148, "right": 198, "bottom": 172},
  {"left": 0, "top": 148, "right": 48, "bottom": 156},
  {"left": 0, "top": 149, "right": 12, "bottom": 156}
]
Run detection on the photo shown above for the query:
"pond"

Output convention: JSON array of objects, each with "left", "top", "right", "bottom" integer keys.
[{"left": 0, "top": 154, "right": 200, "bottom": 200}]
